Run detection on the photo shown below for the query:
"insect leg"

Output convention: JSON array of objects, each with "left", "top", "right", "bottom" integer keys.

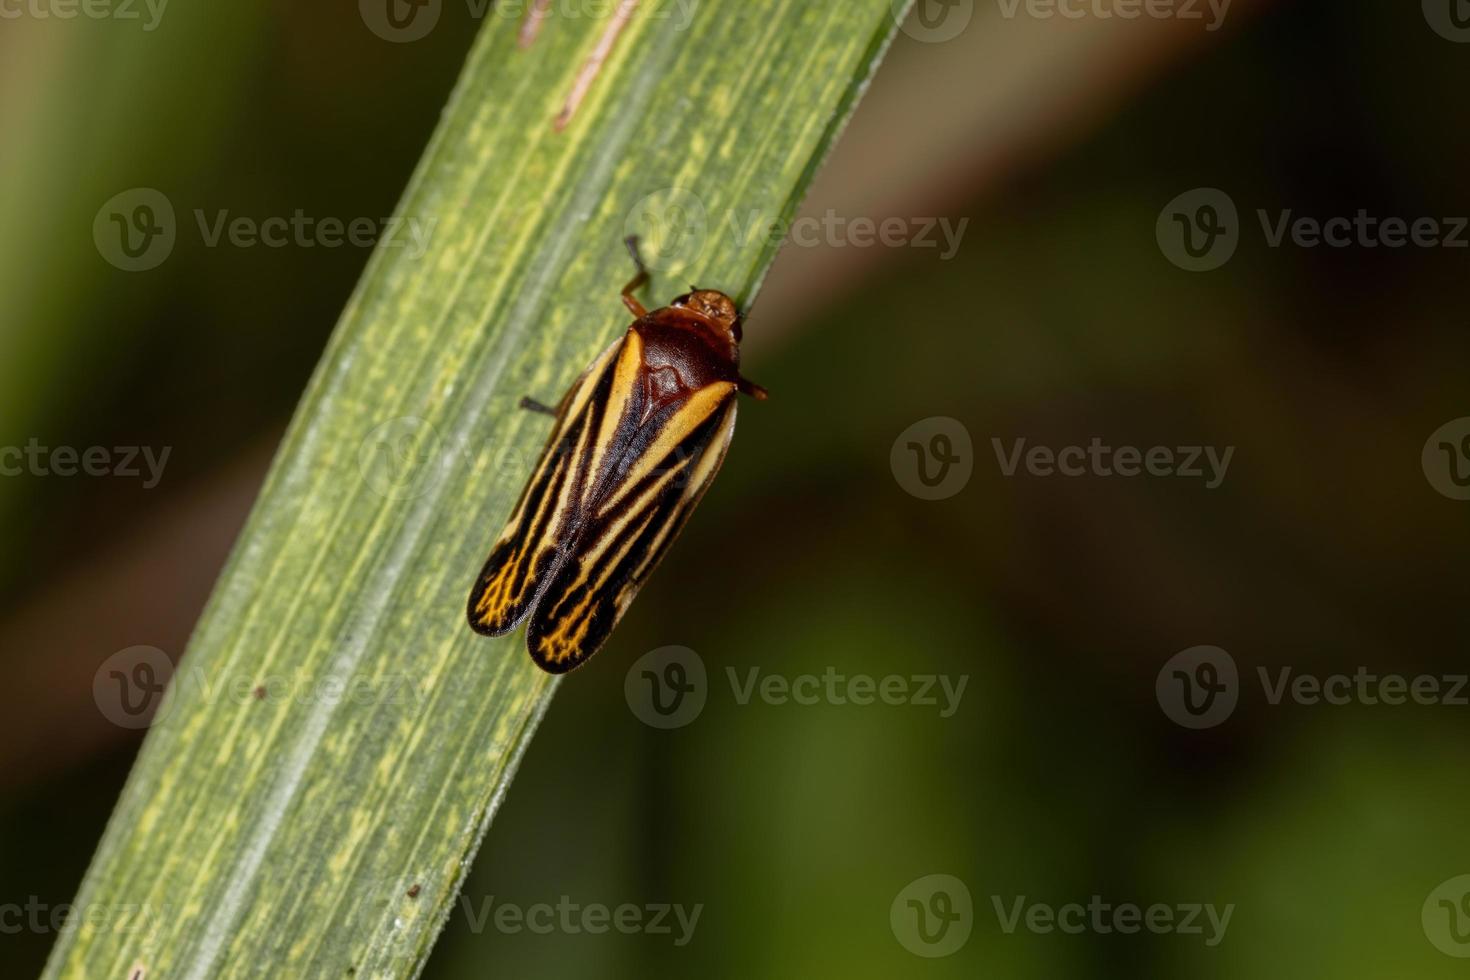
[
  {"left": 518, "top": 396, "right": 559, "bottom": 417},
  {"left": 737, "top": 377, "right": 769, "bottom": 400},
  {"left": 621, "top": 235, "right": 650, "bottom": 317}
]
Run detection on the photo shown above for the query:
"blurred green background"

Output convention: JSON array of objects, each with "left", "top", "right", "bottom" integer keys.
[{"left": 4, "top": 0, "right": 1470, "bottom": 976}]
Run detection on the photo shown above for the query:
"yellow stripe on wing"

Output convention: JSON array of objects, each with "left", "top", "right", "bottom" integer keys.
[
  {"left": 595, "top": 380, "right": 734, "bottom": 518},
  {"left": 628, "top": 398, "right": 736, "bottom": 583},
  {"left": 584, "top": 329, "right": 644, "bottom": 508},
  {"left": 526, "top": 393, "right": 737, "bottom": 672},
  {"left": 467, "top": 337, "right": 622, "bottom": 634}
]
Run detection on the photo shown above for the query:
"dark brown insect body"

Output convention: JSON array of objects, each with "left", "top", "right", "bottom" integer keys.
[{"left": 467, "top": 238, "right": 764, "bottom": 673}]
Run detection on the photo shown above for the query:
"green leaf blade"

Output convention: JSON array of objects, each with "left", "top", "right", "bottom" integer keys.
[{"left": 45, "top": 3, "right": 912, "bottom": 977}]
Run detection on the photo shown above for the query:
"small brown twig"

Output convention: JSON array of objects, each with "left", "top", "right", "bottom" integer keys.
[
  {"left": 554, "top": 0, "right": 640, "bottom": 131},
  {"left": 517, "top": 0, "right": 552, "bottom": 48}
]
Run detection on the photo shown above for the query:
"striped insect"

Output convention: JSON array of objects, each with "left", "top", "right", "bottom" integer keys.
[{"left": 467, "top": 237, "right": 766, "bottom": 673}]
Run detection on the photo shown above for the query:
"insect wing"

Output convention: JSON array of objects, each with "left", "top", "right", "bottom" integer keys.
[
  {"left": 526, "top": 383, "right": 738, "bottom": 673},
  {"left": 466, "top": 339, "right": 621, "bottom": 635}
]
